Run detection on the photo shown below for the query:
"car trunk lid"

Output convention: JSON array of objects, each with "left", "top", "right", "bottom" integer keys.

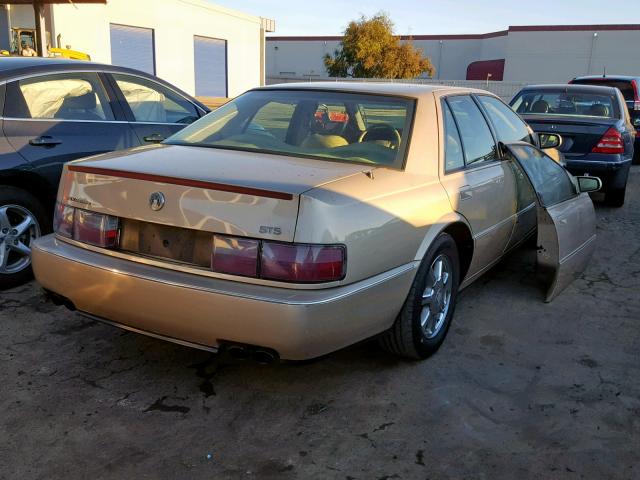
[
  {"left": 63, "top": 144, "right": 369, "bottom": 244},
  {"left": 522, "top": 115, "right": 618, "bottom": 157}
]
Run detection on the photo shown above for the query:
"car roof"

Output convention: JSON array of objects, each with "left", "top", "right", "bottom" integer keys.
[
  {"left": 0, "top": 57, "right": 208, "bottom": 111},
  {"left": 259, "top": 81, "right": 493, "bottom": 99},
  {"left": 572, "top": 75, "right": 639, "bottom": 82},
  {"left": 520, "top": 83, "right": 619, "bottom": 94}
]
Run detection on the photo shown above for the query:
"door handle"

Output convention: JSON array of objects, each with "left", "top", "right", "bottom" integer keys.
[
  {"left": 143, "top": 133, "right": 165, "bottom": 143},
  {"left": 459, "top": 186, "right": 473, "bottom": 201},
  {"left": 29, "top": 136, "right": 62, "bottom": 147}
]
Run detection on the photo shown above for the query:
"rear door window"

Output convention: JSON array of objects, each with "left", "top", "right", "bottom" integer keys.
[
  {"left": 112, "top": 73, "right": 199, "bottom": 124},
  {"left": 442, "top": 101, "right": 465, "bottom": 171},
  {"left": 505, "top": 143, "right": 577, "bottom": 207},
  {"left": 446, "top": 95, "right": 498, "bottom": 166},
  {"left": 4, "top": 72, "right": 114, "bottom": 121},
  {"left": 477, "top": 95, "right": 532, "bottom": 144}
]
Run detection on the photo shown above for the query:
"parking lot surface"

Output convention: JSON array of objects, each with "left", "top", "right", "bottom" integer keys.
[{"left": 1, "top": 167, "right": 639, "bottom": 480}]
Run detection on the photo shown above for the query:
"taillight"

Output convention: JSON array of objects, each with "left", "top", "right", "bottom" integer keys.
[
  {"left": 53, "top": 202, "right": 74, "bottom": 238},
  {"left": 210, "top": 234, "right": 346, "bottom": 283},
  {"left": 261, "top": 243, "right": 345, "bottom": 282},
  {"left": 591, "top": 127, "right": 625, "bottom": 154},
  {"left": 212, "top": 236, "right": 259, "bottom": 277},
  {"left": 54, "top": 203, "right": 120, "bottom": 248}
]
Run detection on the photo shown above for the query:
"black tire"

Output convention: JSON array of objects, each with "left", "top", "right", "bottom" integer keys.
[
  {"left": 379, "top": 233, "right": 460, "bottom": 360},
  {"left": 0, "top": 187, "right": 49, "bottom": 290},
  {"left": 605, "top": 186, "right": 626, "bottom": 208}
]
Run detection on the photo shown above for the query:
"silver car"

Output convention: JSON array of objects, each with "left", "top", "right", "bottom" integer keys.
[{"left": 32, "top": 83, "right": 600, "bottom": 360}]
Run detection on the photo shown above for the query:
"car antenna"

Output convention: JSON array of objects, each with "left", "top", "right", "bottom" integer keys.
[{"left": 602, "top": 66, "right": 606, "bottom": 78}]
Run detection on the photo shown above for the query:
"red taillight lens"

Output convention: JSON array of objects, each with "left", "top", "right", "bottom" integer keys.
[
  {"left": 591, "top": 127, "right": 625, "bottom": 154},
  {"left": 210, "top": 235, "right": 346, "bottom": 283},
  {"left": 71, "top": 209, "right": 120, "bottom": 248},
  {"left": 261, "top": 242, "right": 345, "bottom": 282},
  {"left": 211, "top": 235, "right": 259, "bottom": 277},
  {"left": 53, "top": 202, "right": 75, "bottom": 238}
]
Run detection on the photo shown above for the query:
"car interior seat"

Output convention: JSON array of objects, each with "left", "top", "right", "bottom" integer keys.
[
  {"left": 301, "top": 133, "right": 349, "bottom": 149},
  {"left": 531, "top": 100, "right": 551, "bottom": 114},
  {"left": 587, "top": 103, "right": 609, "bottom": 117},
  {"left": 55, "top": 92, "right": 102, "bottom": 120}
]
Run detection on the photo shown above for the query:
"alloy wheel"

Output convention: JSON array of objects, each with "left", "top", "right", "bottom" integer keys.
[
  {"left": 0, "top": 204, "right": 41, "bottom": 275},
  {"left": 420, "top": 254, "right": 453, "bottom": 339}
]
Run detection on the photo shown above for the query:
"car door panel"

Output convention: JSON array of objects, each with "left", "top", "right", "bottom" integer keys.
[
  {"left": 537, "top": 194, "right": 596, "bottom": 302},
  {"left": 504, "top": 142, "right": 597, "bottom": 302},
  {"left": 3, "top": 120, "right": 140, "bottom": 188},
  {"left": 441, "top": 163, "right": 517, "bottom": 279},
  {"left": 2, "top": 72, "right": 139, "bottom": 188}
]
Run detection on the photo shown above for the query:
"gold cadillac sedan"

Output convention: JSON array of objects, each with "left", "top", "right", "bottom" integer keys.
[{"left": 31, "top": 83, "right": 601, "bottom": 361}]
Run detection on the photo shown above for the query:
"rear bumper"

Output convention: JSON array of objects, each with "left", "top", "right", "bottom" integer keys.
[
  {"left": 564, "top": 155, "right": 632, "bottom": 190},
  {"left": 32, "top": 235, "right": 417, "bottom": 360}
]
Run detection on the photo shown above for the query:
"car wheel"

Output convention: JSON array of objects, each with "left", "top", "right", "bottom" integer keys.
[
  {"left": 379, "top": 233, "right": 460, "bottom": 360},
  {"left": 0, "top": 187, "right": 48, "bottom": 290},
  {"left": 605, "top": 186, "right": 626, "bottom": 208}
]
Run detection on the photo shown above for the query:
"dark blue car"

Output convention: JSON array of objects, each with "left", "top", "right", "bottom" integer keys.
[
  {"left": 510, "top": 84, "right": 634, "bottom": 208},
  {"left": 570, "top": 75, "right": 640, "bottom": 164},
  {"left": 0, "top": 58, "right": 209, "bottom": 288}
]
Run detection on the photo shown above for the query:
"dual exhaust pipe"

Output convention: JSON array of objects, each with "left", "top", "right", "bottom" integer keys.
[{"left": 225, "top": 343, "right": 279, "bottom": 364}]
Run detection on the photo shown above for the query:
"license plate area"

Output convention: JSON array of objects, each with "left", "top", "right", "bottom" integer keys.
[{"left": 119, "top": 219, "right": 211, "bottom": 268}]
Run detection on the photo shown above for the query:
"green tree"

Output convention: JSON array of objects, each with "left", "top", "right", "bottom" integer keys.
[{"left": 324, "top": 13, "right": 435, "bottom": 79}]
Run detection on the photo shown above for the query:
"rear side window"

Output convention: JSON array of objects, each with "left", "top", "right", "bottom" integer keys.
[
  {"left": 112, "top": 73, "right": 199, "bottom": 124},
  {"left": 477, "top": 95, "right": 532, "bottom": 144},
  {"left": 4, "top": 72, "right": 114, "bottom": 121},
  {"left": 446, "top": 95, "right": 498, "bottom": 166},
  {"left": 442, "top": 102, "right": 465, "bottom": 171}
]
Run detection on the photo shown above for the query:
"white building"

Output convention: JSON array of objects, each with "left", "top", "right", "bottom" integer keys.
[
  {"left": 267, "top": 24, "right": 640, "bottom": 83},
  {"left": 1, "top": 0, "right": 275, "bottom": 97}
]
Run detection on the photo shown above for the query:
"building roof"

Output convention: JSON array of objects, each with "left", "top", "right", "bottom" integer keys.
[{"left": 267, "top": 24, "right": 640, "bottom": 41}]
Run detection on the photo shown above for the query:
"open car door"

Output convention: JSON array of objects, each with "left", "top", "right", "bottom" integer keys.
[{"left": 503, "top": 142, "right": 599, "bottom": 302}]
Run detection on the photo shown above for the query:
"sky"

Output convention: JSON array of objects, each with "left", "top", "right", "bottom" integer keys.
[{"left": 212, "top": 0, "right": 640, "bottom": 36}]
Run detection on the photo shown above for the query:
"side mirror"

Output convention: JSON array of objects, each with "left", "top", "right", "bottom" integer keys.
[
  {"left": 539, "top": 133, "right": 562, "bottom": 149},
  {"left": 576, "top": 176, "right": 602, "bottom": 193}
]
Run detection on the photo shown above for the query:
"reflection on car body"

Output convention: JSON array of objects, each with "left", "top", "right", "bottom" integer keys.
[{"left": 32, "top": 83, "right": 599, "bottom": 361}]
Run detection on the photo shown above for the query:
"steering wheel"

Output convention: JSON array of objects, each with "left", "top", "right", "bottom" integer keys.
[{"left": 358, "top": 124, "right": 402, "bottom": 149}]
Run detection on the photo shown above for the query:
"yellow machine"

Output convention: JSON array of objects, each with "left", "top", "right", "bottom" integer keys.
[{"left": 49, "top": 47, "right": 91, "bottom": 61}]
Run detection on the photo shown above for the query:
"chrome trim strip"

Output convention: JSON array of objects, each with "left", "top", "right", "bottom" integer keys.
[
  {"left": 473, "top": 213, "right": 517, "bottom": 240},
  {"left": 0, "top": 116, "right": 129, "bottom": 124},
  {"left": 78, "top": 312, "right": 219, "bottom": 353},
  {"left": 34, "top": 237, "right": 419, "bottom": 305},
  {"left": 0, "top": 116, "right": 194, "bottom": 127},
  {"left": 559, "top": 234, "right": 596, "bottom": 265}
]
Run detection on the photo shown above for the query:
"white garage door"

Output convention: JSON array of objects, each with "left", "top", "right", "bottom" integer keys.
[
  {"left": 110, "top": 24, "right": 155, "bottom": 75},
  {"left": 194, "top": 36, "right": 227, "bottom": 97}
]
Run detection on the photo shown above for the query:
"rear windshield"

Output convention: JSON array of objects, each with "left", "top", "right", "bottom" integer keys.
[
  {"left": 165, "top": 90, "right": 415, "bottom": 169},
  {"left": 511, "top": 89, "right": 620, "bottom": 119},
  {"left": 572, "top": 79, "right": 636, "bottom": 102}
]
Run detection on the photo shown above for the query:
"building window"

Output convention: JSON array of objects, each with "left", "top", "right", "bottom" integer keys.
[
  {"left": 194, "top": 35, "right": 227, "bottom": 97},
  {"left": 110, "top": 24, "right": 155, "bottom": 75}
]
